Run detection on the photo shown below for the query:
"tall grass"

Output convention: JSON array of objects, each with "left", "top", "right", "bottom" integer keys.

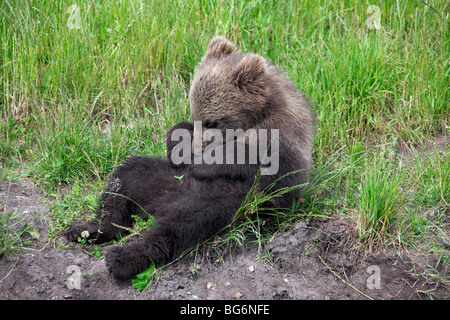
[
  {"left": 356, "top": 153, "right": 405, "bottom": 247},
  {"left": 1, "top": 0, "right": 449, "bottom": 248}
]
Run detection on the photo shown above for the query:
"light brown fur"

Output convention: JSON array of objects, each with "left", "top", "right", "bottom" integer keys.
[{"left": 189, "top": 36, "right": 313, "bottom": 169}]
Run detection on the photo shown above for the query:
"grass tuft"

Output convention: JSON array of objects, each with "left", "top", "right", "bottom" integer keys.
[{"left": 356, "top": 154, "right": 405, "bottom": 248}]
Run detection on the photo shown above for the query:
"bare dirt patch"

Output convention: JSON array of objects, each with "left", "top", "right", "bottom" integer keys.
[{"left": 0, "top": 179, "right": 448, "bottom": 300}]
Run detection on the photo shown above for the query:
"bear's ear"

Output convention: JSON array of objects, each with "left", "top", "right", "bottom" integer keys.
[
  {"left": 232, "top": 54, "right": 266, "bottom": 88},
  {"left": 204, "top": 36, "right": 236, "bottom": 60}
]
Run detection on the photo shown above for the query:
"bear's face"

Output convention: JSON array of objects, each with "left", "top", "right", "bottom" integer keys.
[{"left": 189, "top": 37, "right": 270, "bottom": 133}]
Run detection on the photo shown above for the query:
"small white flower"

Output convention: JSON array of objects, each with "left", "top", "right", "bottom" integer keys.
[
  {"left": 81, "top": 230, "right": 90, "bottom": 238},
  {"left": 107, "top": 28, "right": 112, "bottom": 33}
]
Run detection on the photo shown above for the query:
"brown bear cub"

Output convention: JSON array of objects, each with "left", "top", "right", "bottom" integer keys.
[{"left": 66, "top": 37, "right": 313, "bottom": 279}]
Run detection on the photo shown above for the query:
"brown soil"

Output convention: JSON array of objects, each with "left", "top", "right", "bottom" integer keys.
[{"left": 0, "top": 179, "right": 448, "bottom": 300}]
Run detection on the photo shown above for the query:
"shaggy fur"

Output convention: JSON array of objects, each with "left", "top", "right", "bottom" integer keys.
[{"left": 66, "top": 37, "right": 313, "bottom": 279}]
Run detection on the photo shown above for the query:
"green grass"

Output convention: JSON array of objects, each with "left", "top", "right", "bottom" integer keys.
[
  {"left": 356, "top": 152, "right": 406, "bottom": 247},
  {"left": 412, "top": 150, "right": 450, "bottom": 208},
  {"left": 1, "top": 0, "right": 449, "bottom": 271}
]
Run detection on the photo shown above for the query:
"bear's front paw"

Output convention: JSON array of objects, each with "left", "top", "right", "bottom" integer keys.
[
  {"left": 168, "top": 121, "right": 194, "bottom": 133},
  {"left": 65, "top": 221, "right": 110, "bottom": 243},
  {"left": 106, "top": 245, "right": 144, "bottom": 280},
  {"left": 66, "top": 224, "right": 97, "bottom": 243}
]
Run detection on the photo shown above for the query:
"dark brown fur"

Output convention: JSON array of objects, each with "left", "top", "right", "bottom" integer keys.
[{"left": 66, "top": 37, "right": 313, "bottom": 279}]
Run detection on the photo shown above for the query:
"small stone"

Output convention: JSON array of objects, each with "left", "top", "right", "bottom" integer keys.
[{"left": 206, "top": 282, "right": 216, "bottom": 291}]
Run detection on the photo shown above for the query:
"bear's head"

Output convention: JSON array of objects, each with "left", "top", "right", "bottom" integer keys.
[{"left": 189, "top": 37, "right": 272, "bottom": 133}]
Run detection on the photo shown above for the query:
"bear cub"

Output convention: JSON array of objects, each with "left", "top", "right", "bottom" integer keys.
[{"left": 66, "top": 37, "right": 313, "bottom": 279}]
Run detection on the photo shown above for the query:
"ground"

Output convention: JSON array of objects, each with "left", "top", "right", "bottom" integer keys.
[{"left": 0, "top": 179, "right": 448, "bottom": 300}]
